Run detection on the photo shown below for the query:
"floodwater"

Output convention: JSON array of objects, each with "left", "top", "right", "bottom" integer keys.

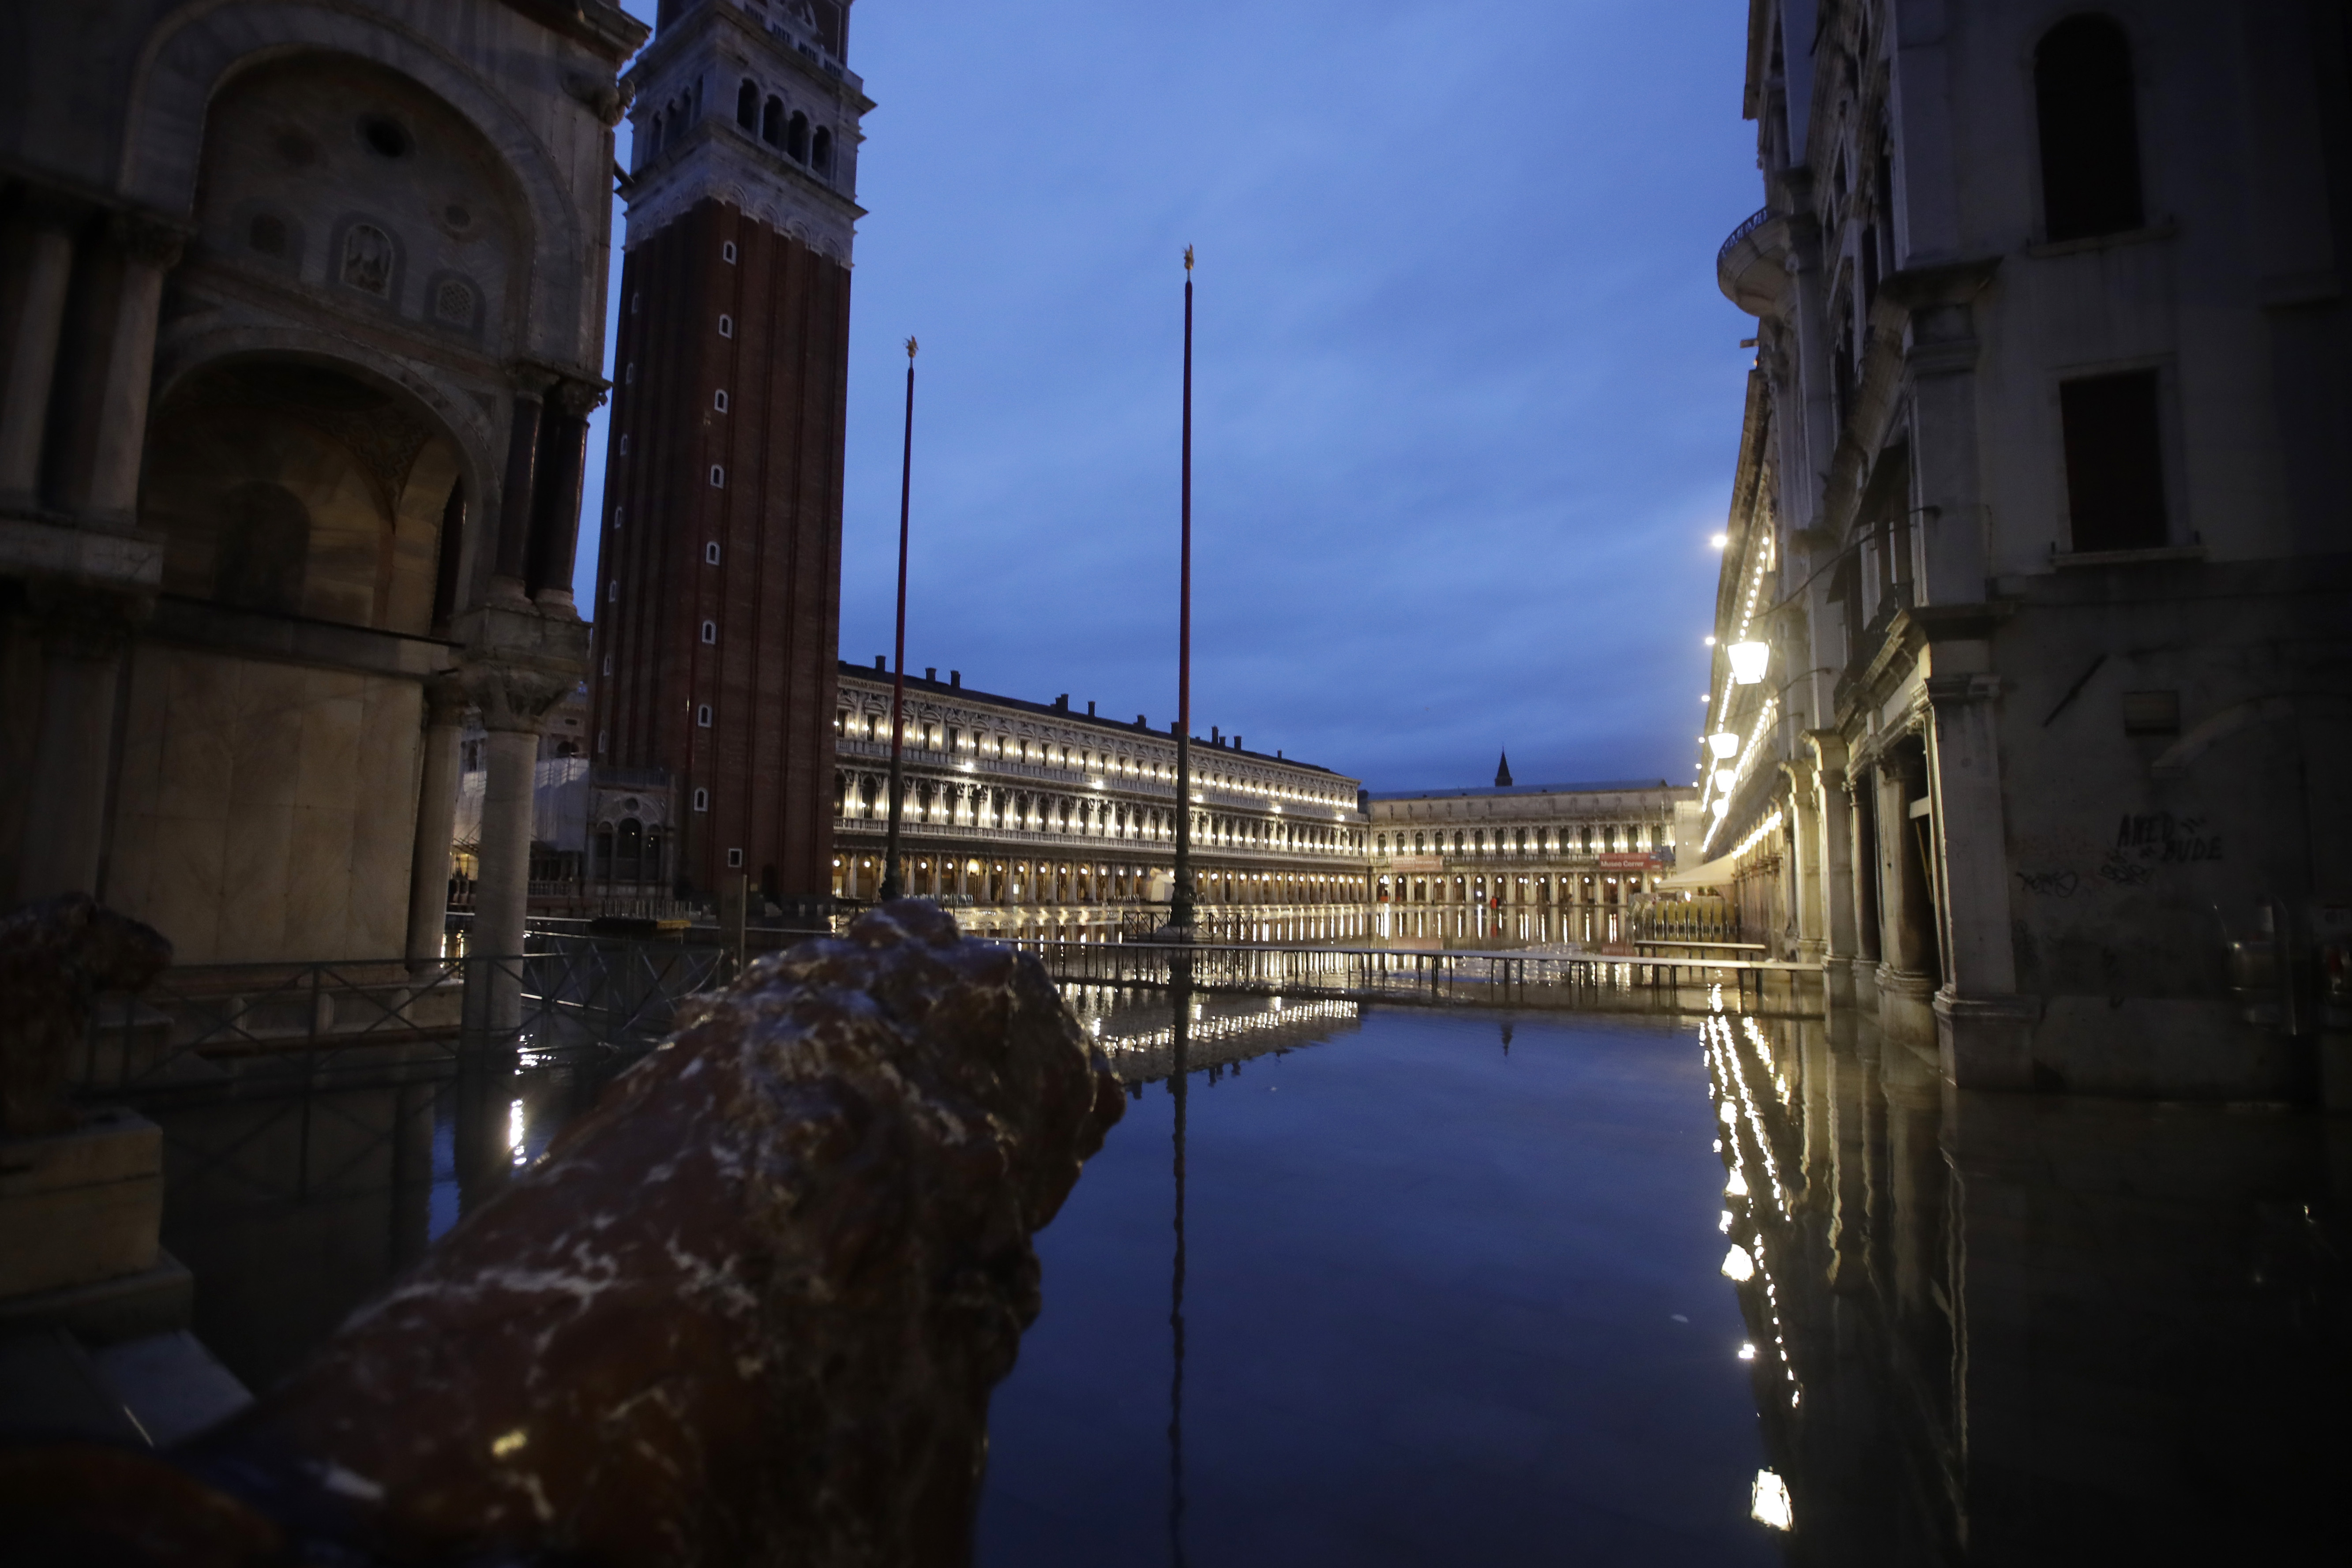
[
  {"left": 135, "top": 982, "right": 2352, "bottom": 1564},
  {"left": 981, "top": 1000, "right": 1776, "bottom": 1566},
  {"left": 983, "top": 989, "right": 2352, "bottom": 1566}
]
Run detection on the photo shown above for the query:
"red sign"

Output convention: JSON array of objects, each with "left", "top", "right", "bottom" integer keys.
[{"left": 1598, "top": 854, "right": 1662, "bottom": 870}]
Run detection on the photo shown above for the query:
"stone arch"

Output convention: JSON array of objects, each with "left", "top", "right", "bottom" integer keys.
[
  {"left": 118, "top": 4, "right": 590, "bottom": 367},
  {"left": 150, "top": 324, "right": 499, "bottom": 597},
  {"left": 140, "top": 352, "right": 472, "bottom": 636}
]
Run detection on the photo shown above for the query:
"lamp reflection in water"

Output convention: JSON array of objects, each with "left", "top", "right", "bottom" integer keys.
[
  {"left": 1166, "top": 949, "right": 1191, "bottom": 1568},
  {"left": 1750, "top": 1469, "right": 1793, "bottom": 1531}
]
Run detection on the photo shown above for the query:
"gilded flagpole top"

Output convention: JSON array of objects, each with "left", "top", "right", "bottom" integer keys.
[
  {"left": 1184, "top": 245, "right": 1194, "bottom": 273},
  {"left": 905, "top": 335, "right": 918, "bottom": 359}
]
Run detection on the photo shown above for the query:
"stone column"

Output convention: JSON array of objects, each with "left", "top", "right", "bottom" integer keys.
[
  {"left": 1783, "top": 760, "right": 1825, "bottom": 964},
  {"left": 493, "top": 377, "right": 550, "bottom": 602},
  {"left": 1925, "top": 670, "right": 2038, "bottom": 1088},
  {"left": 529, "top": 380, "right": 602, "bottom": 608},
  {"left": 87, "top": 219, "right": 181, "bottom": 526},
  {"left": 1808, "top": 732, "right": 1862, "bottom": 1006},
  {"left": 0, "top": 198, "right": 80, "bottom": 510},
  {"left": 12, "top": 592, "right": 134, "bottom": 903},
  {"left": 459, "top": 662, "right": 566, "bottom": 1036},
  {"left": 1873, "top": 744, "right": 1937, "bottom": 1043},
  {"left": 405, "top": 677, "right": 468, "bottom": 969}
]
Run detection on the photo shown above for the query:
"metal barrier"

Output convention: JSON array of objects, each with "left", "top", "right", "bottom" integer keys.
[
  {"left": 76, "top": 936, "right": 738, "bottom": 1105},
  {"left": 1004, "top": 938, "right": 1825, "bottom": 1017}
]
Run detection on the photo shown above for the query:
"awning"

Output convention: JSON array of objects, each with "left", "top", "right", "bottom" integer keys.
[{"left": 1655, "top": 851, "right": 1742, "bottom": 891}]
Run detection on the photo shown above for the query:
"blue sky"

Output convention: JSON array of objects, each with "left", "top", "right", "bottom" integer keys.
[{"left": 580, "top": 0, "right": 1758, "bottom": 793}]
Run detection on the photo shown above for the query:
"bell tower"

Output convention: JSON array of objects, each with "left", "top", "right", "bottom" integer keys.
[{"left": 591, "top": 0, "right": 869, "bottom": 912}]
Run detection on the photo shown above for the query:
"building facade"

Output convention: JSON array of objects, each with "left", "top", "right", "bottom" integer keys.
[
  {"left": 1367, "top": 780, "right": 1693, "bottom": 948},
  {"left": 0, "top": 0, "right": 642, "bottom": 974},
  {"left": 1702, "top": 0, "right": 2351, "bottom": 1095},
  {"left": 587, "top": 0, "right": 867, "bottom": 916},
  {"left": 833, "top": 663, "right": 1373, "bottom": 941}
]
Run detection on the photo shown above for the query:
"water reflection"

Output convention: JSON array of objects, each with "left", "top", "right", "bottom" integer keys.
[
  {"left": 1167, "top": 954, "right": 1190, "bottom": 1568},
  {"left": 145, "top": 1051, "right": 625, "bottom": 1392},
  {"left": 1705, "top": 997, "right": 2352, "bottom": 1561}
]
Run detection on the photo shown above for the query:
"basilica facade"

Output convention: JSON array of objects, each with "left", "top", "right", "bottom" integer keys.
[{"left": 0, "top": 0, "right": 641, "bottom": 980}]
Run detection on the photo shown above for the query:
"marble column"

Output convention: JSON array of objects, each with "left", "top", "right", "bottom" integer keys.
[
  {"left": 471, "top": 726, "right": 539, "bottom": 1030},
  {"left": 12, "top": 594, "right": 131, "bottom": 903},
  {"left": 405, "top": 678, "right": 468, "bottom": 969},
  {"left": 0, "top": 199, "right": 79, "bottom": 510},
  {"left": 493, "top": 379, "right": 549, "bottom": 601},
  {"left": 529, "top": 381, "right": 602, "bottom": 608},
  {"left": 78, "top": 218, "right": 182, "bottom": 528}
]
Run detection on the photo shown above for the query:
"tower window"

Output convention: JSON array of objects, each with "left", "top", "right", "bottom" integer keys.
[
  {"left": 727, "top": 848, "right": 744, "bottom": 869},
  {"left": 630, "top": 292, "right": 640, "bottom": 315},
  {"left": 2059, "top": 369, "right": 2167, "bottom": 551},
  {"left": 705, "top": 541, "right": 721, "bottom": 565},
  {"left": 718, "top": 314, "right": 733, "bottom": 338},
  {"left": 786, "top": 111, "right": 810, "bottom": 163},
  {"left": 736, "top": 79, "right": 758, "bottom": 130},
  {"left": 812, "top": 126, "right": 833, "bottom": 176},
  {"left": 697, "top": 705, "right": 713, "bottom": 728},
  {"left": 693, "top": 787, "right": 710, "bottom": 811},
  {"left": 722, "top": 240, "right": 738, "bottom": 264},
  {"left": 613, "top": 505, "right": 624, "bottom": 530},
  {"left": 709, "top": 464, "right": 725, "bottom": 488},
  {"left": 2035, "top": 16, "right": 2144, "bottom": 242},
  {"left": 618, "top": 435, "right": 629, "bottom": 455},
  {"left": 713, "top": 389, "right": 729, "bottom": 413},
  {"left": 608, "top": 579, "right": 619, "bottom": 602},
  {"left": 762, "top": 96, "right": 784, "bottom": 147},
  {"left": 701, "top": 619, "right": 717, "bottom": 645}
]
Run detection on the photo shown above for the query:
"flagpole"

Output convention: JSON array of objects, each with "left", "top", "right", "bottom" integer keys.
[
  {"left": 880, "top": 336, "right": 916, "bottom": 902},
  {"left": 1170, "top": 248, "right": 1196, "bottom": 933}
]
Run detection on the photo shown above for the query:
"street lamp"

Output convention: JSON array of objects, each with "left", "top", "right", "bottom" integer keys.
[
  {"left": 1707, "top": 731, "right": 1741, "bottom": 761},
  {"left": 1727, "top": 641, "right": 1770, "bottom": 684}
]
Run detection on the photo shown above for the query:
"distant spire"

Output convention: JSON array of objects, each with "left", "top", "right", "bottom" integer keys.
[{"left": 1495, "top": 750, "right": 1513, "bottom": 788}]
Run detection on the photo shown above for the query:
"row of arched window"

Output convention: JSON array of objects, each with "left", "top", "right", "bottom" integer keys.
[
  {"left": 735, "top": 80, "right": 834, "bottom": 176},
  {"left": 1375, "top": 824, "right": 1663, "bottom": 856}
]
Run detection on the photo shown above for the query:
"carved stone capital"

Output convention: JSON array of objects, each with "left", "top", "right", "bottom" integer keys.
[
  {"left": 463, "top": 662, "right": 574, "bottom": 734},
  {"left": 552, "top": 378, "right": 610, "bottom": 420},
  {"left": 566, "top": 71, "right": 635, "bottom": 127},
  {"left": 113, "top": 213, "right": 187, "bottom": 272},
  {"left": 423, "top": 674, "right": 471, "bottom": 728}
]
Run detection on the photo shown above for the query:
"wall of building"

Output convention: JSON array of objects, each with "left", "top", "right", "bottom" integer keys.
[
  {"left": 831, "top": 666, "right": 1370, "bottom": 936},
  {"left": 1703, "top": 0, "right": 2352, "bottom": 1096}
]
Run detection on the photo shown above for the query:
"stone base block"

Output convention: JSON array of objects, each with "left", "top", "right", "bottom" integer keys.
[
  {"left": 0, "top": 1110, "right": 163, "bottom": 1296},
  {"left": 0, "top": 1251, "right": 192, "bottom": 1345},
  {"left": 1935, "top": 990, "right": 2044, "bottom": 1090},
  {"left": 1876, "top": 965, "right": 1937, "bottom": 1046}
]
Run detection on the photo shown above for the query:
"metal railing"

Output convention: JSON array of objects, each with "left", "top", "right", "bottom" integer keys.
[
  {"left": 1008, "top": 939, "right": 1824, "bottom": 1017},
  {"left": 75, "top": 936, "right": 740, "bottom": 1105},
  {"left": 1719, "top": 205, "right": 1776, "bottom": 265}
]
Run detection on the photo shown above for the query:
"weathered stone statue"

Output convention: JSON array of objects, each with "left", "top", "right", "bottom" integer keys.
[
  {"left": 0, "top": 893, "right": 172, "bottom": 1135},
  {"left": 1, "top": 902, "right": 1123, "bottom": 1566}
]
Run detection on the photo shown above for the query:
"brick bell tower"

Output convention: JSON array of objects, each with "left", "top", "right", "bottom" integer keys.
[{"left": 592, "top": 0, "right": 868, "bottom": 912}]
